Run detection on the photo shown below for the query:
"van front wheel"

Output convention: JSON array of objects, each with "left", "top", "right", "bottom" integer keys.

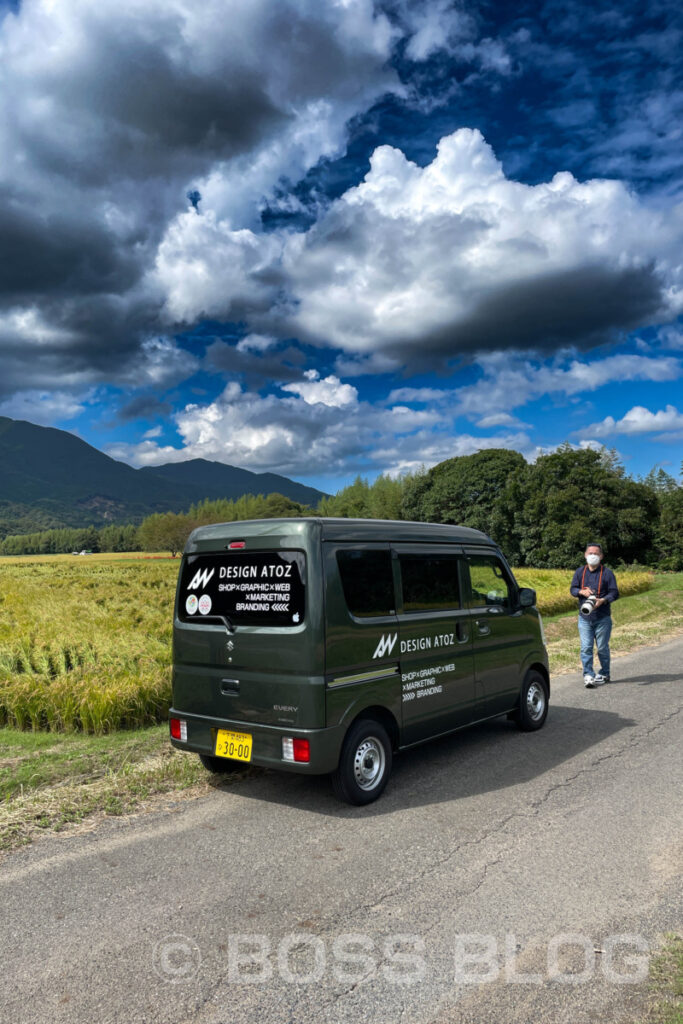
[
  {"left": 514, "top": 671, "right": 549, "bottom": 731},
  {"left": 331, "top": 719, "right": 392, "bottom": 805}
]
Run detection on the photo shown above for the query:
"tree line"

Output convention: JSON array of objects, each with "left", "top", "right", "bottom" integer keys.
[{"left": 2, "top": 446, "right": 681, "bottom": 569}]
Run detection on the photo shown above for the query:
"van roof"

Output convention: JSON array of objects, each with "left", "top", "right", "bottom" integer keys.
[{"left": 187, "top": 517, "right": 495, "bottom": 549}]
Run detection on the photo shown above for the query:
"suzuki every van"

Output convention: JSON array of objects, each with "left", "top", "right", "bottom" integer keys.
[{"left": 170, "top": 518, "right": 549, "bottom": 804}]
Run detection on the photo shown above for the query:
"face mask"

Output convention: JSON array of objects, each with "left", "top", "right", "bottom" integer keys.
[{"left": 585, "top": 554, "right": 601, "bottom": 567}]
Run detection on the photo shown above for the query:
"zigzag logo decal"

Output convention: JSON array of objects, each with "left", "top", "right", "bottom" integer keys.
[
  {"left": 187, "top": 567, "right": 215, "bottom": 590},
  {"left": 372, "top": 633, "right": 398, "bottom": 659}
]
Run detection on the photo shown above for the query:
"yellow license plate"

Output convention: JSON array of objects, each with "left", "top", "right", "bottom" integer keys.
[{"left": 215, "top": 729, "right": 252, "bottom": 762}]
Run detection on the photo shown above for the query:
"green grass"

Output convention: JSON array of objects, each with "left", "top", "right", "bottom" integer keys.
[
  {"left": 0, "top": 723, "right": 170, "bottom": 800},
  {"left": 0, "top": 724, "right": 211, "bottom": 850},
  {"left": 638, "top": 934, "right": 683, "bottom": 1024}
]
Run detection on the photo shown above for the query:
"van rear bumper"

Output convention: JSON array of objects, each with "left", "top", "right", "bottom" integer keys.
[{"left": 168, "top": 707, "right": 345, "bottom": 775}]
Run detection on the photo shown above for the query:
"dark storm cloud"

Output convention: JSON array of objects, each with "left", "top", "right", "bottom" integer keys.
[
  {"left": 0, "top": 0, "right": 400, "bottom": 395},
  {"left": 206, "top": 339, "right": 308, "bottom": 388},
  {"left": 117, "top": 395, "right": 173, "bottom": 422},
  {"left": 423, "top": 265, "right": 666, "bottom": 363},
  {"left": 1, "top": 0, "right": 682, "bottom": 420},
  {"left": 0, "top": 200, "right": 140, "bottom": 300},
  {"left": 19, "top": 37, "right": 285, "bottom": 189},
  {"left": 0, "top": 292, "right": 187, "bottom": 397}
]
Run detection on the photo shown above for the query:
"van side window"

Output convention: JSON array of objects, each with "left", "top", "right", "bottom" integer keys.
[
  {"left": 467, "top": 555, "right": 514, "bottom": 610},
  {"left": 336, "top": 549, "right": 395, "bottom": 617},
  {"left": 399, "top": 554, "right": 461, "bottom": 612}
]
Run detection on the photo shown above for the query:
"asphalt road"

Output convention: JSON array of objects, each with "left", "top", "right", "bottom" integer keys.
[{"left": 1, "top": 636, "right": 682, "bottom": 1024}]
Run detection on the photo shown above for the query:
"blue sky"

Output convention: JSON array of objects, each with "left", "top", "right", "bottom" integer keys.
[{"left": 0, "top": 0, "right": 681, "bottom": 493}]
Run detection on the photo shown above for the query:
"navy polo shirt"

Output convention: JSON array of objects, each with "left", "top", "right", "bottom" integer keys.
[{"left": 570, "top": 564, "right": 619, "bottom": 620}]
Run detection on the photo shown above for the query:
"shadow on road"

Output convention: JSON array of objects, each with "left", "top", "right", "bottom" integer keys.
[
  {"left": 209, "top": 704, "right": 636, "bottom": 818},
  {"left": 609, "top": 672, "right": 683, "bottom": 686}
]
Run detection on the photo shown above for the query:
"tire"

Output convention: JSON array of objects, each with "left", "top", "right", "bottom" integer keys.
[
  {"left": 514, "top": 671, "right": 549, "bottom": 731},
  {"left": 199, "top": 753, "right": 249, "bottom": 773},
  {"left": 331, "top": 719, "right": 393, "bottom": 805}
]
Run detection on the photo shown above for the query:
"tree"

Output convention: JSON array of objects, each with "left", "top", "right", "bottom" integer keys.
[
  {"left": 644, "top": 467, "right": 683, "bottom": 570},
  {"left": 401, "top": 449, "right": 527, "bottom": 559},
  {"left": 138, "top": 512, "right": 196, "bottom": 557},
  {"left": 320, "top": 476, "right": 373, "bottom": 518},
  {"left": 368, "top": 474, "right": 404, "bottom": 521},
  {"left": 517, "top": 445, "right": 659, "bottom": 567}
]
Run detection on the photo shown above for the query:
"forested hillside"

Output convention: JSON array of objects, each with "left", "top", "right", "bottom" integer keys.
[{"left": 3, "top": 446, "right": 681, "bottom": 569}]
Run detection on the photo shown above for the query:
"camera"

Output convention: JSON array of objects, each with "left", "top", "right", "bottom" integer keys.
[{"left": 580, "top": 593, "right": 598, "bottom": 617}]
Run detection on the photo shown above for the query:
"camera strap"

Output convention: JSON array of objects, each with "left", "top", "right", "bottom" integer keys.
[{"left": 581, "top": 564, "right": 603, "bottom": 596}]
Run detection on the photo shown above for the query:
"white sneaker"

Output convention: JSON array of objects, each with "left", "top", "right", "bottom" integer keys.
[
  {"left": 584, "top": 674, "right": 596, "bottom": 688},
  {"left": 593, "top": 673, "right": 609, "bottom": 685}
]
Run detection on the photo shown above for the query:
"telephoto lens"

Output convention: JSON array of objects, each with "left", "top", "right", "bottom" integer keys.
[{"left": 580, "top": 594, "right": 598, "bottom": 617}]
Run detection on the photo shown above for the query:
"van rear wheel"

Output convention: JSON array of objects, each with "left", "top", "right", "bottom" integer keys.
[
  {"left": 199, "top": 753, "right": 249, "bottom": 773},
  {"left": 331, "top": 719, "right": 392, "bottom": 805},
  {"left": 514, "top": 671, "right": 549, "bottom": 731}
]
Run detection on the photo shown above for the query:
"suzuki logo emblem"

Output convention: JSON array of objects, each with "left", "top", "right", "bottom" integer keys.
[
  {"left": 372, "top": 633, "right": 398, "bottom": 659},
  {"left": 226, "top": 640, "right": 235, "bottom": 652}
]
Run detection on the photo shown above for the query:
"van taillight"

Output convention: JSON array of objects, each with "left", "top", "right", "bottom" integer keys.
[
  {"left": 170, "top": 717, "right": 187, "bottom": 742},
  {"left": 228, "top": 541, "right": 246, "bottom": 549},
  {"left": 282, "top": 737, "right": 310, "bottom": 763}
]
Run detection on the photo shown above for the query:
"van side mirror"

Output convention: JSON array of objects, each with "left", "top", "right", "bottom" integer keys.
[{"left": 519, "top": 587, "right": 536, "bottom": 608}]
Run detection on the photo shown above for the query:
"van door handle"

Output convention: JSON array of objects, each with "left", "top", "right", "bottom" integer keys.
[
  {"left": 220, "top": 678, "right": 240, "bottom": 696},
  {"left": 475, "top": 620, "right": 490, "bottom": 636},
  {"left": 456, "top": 621, "right": 469, "bottom": 643}
]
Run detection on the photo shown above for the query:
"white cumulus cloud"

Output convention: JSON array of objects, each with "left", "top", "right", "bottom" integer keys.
[
  {"left": 281, "top": 371, "right": 358, "bottom": 408},
  {"left": 581, "top": 404, "right": 683, "bottom": 437},
  {"left": 156, "top": 129, "right": 683, "bottom": 365}
]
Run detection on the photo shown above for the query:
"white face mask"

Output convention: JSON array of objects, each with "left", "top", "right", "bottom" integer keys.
[{"left": 585, "top": 553, "right": 601, "bottom": 567}]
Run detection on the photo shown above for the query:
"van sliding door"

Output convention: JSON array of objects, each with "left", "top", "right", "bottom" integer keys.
[{"left": 394, "top": 545, "right": 475, "bottom": 744}]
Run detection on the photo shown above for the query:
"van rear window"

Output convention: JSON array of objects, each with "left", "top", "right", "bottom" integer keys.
[
  {"left": 178, "top": 551, "right": 305, "bottom": 627},
  {"left": 399, "top": 553, "right": 461, "bottom": 612},
  {"left": 336, "top": 549, "right": 395, "bottom": 618}
]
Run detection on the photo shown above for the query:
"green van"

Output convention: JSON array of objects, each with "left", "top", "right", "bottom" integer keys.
[{"left": 170, "top": 518, "right": 549, "bottom": 804}]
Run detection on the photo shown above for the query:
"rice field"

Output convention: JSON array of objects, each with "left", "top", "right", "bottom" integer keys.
[
  {"left": 0, "top": 553, "right": 655, "bottom": 734},
  {"left": 0, "top": 555, "right": 176, "bottom": 733},
  {"left": 512, "top": 567, "right": 654, "bottom": 616}
]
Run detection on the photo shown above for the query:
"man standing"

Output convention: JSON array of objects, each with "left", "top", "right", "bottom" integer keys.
[{"left": 570, "top": 544, "right": 619, "bottom": 688}]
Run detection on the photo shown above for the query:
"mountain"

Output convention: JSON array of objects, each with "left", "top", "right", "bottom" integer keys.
[
  {"left": 137, "top": 458, "right": 323, "bottom": 506},
  {"left": 0, "top": 417, "right": 326, "bottom": 536}
]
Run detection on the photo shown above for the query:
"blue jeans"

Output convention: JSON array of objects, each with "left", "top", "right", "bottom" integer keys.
[{"left": 578, "top": 615, "right": 612, "bottom": 677}]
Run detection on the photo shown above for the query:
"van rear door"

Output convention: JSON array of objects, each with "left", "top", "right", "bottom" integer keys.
[{"left": 173, "top": 541, "right": 324, "bottom": 730}]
